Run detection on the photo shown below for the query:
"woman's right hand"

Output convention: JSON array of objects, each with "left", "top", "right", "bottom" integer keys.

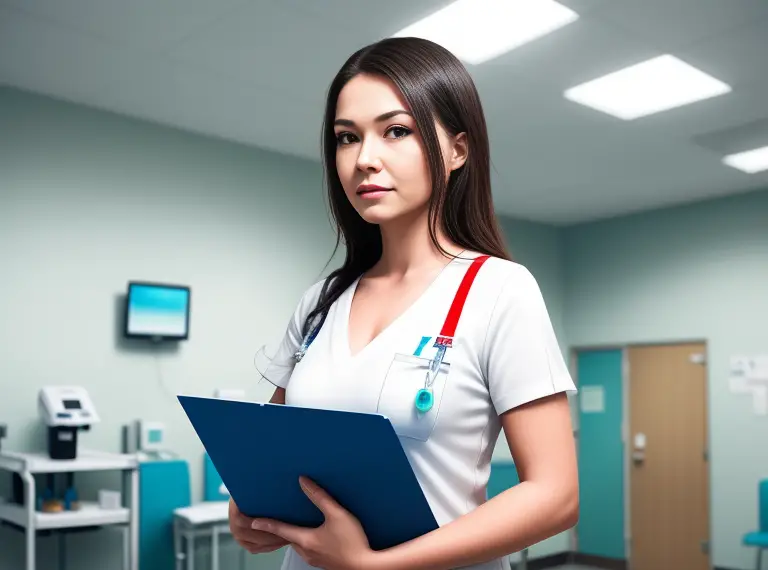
[{"left": 229, "top": 498, "right": 290, "bottom": 554}]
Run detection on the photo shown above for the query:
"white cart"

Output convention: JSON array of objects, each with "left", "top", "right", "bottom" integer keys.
[
  {"left": 0, "top": 449, "right": 139, "bottom": 570},
  {"left": 173, "top": 501, "right": 246, "bottom": 570}
]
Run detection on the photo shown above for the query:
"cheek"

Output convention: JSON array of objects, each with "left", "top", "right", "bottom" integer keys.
[
  {"left": 335, "top": 149, "right": 358, "bottom": 195},
  {"left": 394, "top": 142, "right": 432, "bottom": 198}
]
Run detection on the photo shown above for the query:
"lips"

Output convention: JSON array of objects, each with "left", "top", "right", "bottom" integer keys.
[{"left": 356, "top": 184, "right": 392, "bottom": 195}]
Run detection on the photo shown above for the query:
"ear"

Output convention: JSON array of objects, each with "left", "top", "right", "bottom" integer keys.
[{"left": 449, "top": 132, "right": 468, "bottom": 171}]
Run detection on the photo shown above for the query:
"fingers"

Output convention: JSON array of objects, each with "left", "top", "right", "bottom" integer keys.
[
  {"left": 250, "top": 518, "right": 308, "bottom": 545},
  {"left": 229, "top": 499, "right": 289, "bottom": 554},
  {"left": 231, "top": 508, "right": 258, "bottom": 530},
  {"left": 232, "top": 527, "right": 289, "bottom": 554},
  {"left": 237, "top": 536, "right": 289, "bottom": 554},
  {"left": 231, "top": 518, "right": 286, "bottom": 544},
  {"left": 243, "top": 477, "right": 340, "bottom": 552},
  {"left": 299, "top": 476, "right": 342, "bottom": 516},
  {"left": 237, "top": 528, "right": 286, "bottom": 543},
  {"left": 240, "top": 541, "right": 284, "bottom": 554},
  {"left": 229, "top": 498, "right": 249, "bottom": 533}
]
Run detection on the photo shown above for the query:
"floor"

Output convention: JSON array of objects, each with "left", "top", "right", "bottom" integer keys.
[
  {"left": 549, "top": 566, "right": 603, "bottom": 570},
  {"left": 512, "top": 564, "right": 602, "bottom": 570}
]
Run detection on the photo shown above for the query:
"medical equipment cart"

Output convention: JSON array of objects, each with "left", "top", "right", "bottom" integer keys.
[{"left": 0, "top": 448, "right": 139, "bottom": 570}]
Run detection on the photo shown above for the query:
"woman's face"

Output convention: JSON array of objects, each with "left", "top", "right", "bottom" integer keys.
[{"left": 333, "top": 73, "right": 467, "bottom": 226}]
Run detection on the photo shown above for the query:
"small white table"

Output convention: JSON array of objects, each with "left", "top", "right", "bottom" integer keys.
[
  {"left": 0, "top": 448, "right": 139, "bottom": 570},
  {"left": 174, "top": 501, "right": 245, "bottom": 570}
]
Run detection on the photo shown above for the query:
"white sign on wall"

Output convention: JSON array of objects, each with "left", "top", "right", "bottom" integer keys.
[{"left": 729, "top": 355, "right": 768, "bottom": 416}]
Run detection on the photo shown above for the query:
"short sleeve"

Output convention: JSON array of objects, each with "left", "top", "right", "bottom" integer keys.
[
  {"left": 482, "top": 266, "right": 576, "bottom": 415},
  {"left": 261, "top": 280, "right": 325, "bottom": 389}
]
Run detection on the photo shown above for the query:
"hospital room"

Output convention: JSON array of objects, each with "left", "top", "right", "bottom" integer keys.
[{"left": 1, "top": 0, "right": 767, "bottom": 569}]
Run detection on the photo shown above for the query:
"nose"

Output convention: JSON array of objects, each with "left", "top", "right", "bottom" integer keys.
[{"left": 355, "top": 136, "right": 383, "bottom": 173}]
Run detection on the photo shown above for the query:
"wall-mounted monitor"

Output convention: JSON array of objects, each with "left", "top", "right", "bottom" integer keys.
[{"left": 124, "top": 281, "right": 190, "bottom": 341}]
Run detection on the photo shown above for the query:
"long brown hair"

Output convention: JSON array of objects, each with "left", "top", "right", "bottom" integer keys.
[{"left": 302, "top": 37, "right": 511, "bottom": 338}]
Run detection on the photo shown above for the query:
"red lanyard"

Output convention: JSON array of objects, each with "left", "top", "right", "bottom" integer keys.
[
  {"left": 418, "top": 254, "right": 490, "bottom": 413},
  {"left": 434, "top": 254, "right": 490, "bottom": 348}
]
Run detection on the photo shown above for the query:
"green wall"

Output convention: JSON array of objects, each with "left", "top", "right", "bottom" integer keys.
[
  {"left": 0, "top": 86, "right": 336, "bottom": 570},
  {"left": 563, "top": 188, "right": 768, "bottom": 570}
]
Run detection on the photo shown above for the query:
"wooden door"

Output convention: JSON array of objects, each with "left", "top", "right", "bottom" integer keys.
[{"left": 628, "top": 343, "right": 709, "bottom": 570}]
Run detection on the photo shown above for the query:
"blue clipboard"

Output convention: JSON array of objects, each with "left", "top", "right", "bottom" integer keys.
[{"left": 177, "top": 395, "right": 439, "bottom": 551}]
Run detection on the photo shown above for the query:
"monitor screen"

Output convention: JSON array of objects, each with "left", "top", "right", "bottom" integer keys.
[{"left": 125, "top": 282, "right": 190, "bottom": 340}]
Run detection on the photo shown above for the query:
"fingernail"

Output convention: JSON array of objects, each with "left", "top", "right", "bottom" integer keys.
[{"left": 251, "top": 521, "right": 264, "bottom": 530}]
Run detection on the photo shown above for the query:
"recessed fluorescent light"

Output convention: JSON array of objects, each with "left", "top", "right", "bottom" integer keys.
[
  {"left": 722, "top": 145, "right": 768, "bottom": 174},
  {"left": 563, "top": 55, "right": 732, "bottom": 120},
  {"left": 392, "top": 0, "right": 579, "bottom": 65}
]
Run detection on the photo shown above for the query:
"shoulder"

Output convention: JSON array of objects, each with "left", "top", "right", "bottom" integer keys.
[
  {"left": 477, "top": 257, "right": 575, "bottom": 411},
  {"left": 471, "top": 255, "right": 543, "bottom": 308},
  {"left": 292, "top": 277, "right": 329, "bottom": 318},
  {"left": 463, "top": 256, "right": 552, "bottom": 340},
  {"left": 302, "top": 277, "right": 329, "bottom": 303},
  {"left": 481, "top": 256, "right": 537, "bottom": 283}
]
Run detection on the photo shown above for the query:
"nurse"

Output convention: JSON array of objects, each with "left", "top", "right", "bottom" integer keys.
[{"left": 230, "top": 36, "right": 579, "bottom": 570}]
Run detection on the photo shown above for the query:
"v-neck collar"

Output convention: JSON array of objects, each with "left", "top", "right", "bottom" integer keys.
[{"left": 338, "top": 253, "right": 473, "bottom": 361}]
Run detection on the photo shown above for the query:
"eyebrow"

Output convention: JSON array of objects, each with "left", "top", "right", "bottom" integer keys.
[{"left": 333, "top": 109, "right": 413, "bottom": 128}]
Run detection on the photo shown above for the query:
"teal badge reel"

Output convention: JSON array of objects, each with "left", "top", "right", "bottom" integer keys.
[
  {"left": 415, "top": 341, "right": 449, "bottom": 414},
  {"left": 415, "top": 388, "right": 434, "bottom": 413}
]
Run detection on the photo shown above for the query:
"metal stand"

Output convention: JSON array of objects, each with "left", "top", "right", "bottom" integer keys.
[
  {"left": 58, "top": 532, "right": 66, "bottom": 570},
  {"left": 0, "top": 449, "right": 139, "bottom": 570},
  {"left": 174, "top": 508, "right": 246, "bottom": 570}
]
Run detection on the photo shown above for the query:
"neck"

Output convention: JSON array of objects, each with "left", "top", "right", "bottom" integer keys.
[{"left": 374, "top": 210, "right": 463, "bottom": 277}]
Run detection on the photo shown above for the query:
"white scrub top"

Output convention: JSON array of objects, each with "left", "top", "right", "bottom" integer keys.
[{"left": 263, "top": 254, "right": 576, "bottom": 570}]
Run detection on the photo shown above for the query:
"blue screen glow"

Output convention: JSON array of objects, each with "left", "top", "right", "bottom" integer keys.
[{"left": 127, "top": 284, "right": 189, "bottom": 337}]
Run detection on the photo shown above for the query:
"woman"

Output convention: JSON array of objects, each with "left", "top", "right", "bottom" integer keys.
[{"left": 230, "top": 36, "right": 578, "bottom": 570}]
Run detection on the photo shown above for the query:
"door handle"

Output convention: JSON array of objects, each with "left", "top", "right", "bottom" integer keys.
[{"left": 632, "top": 432, "right": 646, "bottom": 464}]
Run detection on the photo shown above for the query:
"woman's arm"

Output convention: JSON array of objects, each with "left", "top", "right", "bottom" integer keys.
[
  {"left": 371, "top": 392, "right": 578, "bottom": 570},
  {"left": 270, "top": 387, "right": 286, "bottom": 404}
]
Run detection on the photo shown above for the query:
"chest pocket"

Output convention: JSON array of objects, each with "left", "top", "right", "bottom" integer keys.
[
  {"left": 376, "top": 353, "right": 451, "bottom": 442},
  {"left": 374, "top": 254, "right": 491, "bottom": 442}
]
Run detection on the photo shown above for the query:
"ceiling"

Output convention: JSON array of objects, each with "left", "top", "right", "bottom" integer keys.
[{"left": 1, "top": 0, "right": 767, "bottom": 225}]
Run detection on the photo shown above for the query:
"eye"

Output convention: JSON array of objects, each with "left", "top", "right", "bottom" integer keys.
[
  {"left": 335, "top": 132, "right": 358, "bottom": 145},
  {"left": 385, "top": 125, "right": 412, "bottom": 139}
]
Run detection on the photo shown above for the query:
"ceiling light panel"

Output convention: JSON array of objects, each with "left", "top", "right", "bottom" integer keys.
[
  {"left": 723, "top": 145, "right": 768, "bottom": 174},
  {"left": 392, "top": 0, "right": 579, "bottom": 65},
  {"left": 563, "top": 55, "right": 732, "bottom": 120}
]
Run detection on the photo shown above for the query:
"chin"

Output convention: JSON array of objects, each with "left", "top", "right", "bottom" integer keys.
[
  {"left": 351, "top": 195, "right": 427, "bottom": 226},
  {"left": 353, "top": 203, "right": 402, "bottom": 225}
]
